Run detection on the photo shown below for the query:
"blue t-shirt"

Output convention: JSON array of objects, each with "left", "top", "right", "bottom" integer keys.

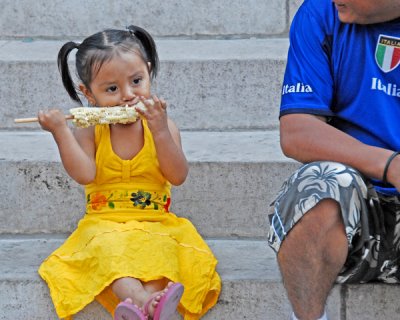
[{"left": 280, "top": 0, "right": 400, "bottom": 194}]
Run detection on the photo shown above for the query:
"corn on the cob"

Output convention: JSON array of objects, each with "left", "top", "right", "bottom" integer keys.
[
  {"left": 70, "top": 102, "right": 147, "bottom": 128},
  {"left": 14, "top": 100, "right": 153, "bottom": 127}
]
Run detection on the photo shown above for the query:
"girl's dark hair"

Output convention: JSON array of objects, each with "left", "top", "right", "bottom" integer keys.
[{"left": 57, "top": 25, "right": 159, "bottom": 104}]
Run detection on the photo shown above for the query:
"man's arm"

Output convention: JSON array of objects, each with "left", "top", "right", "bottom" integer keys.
[{"left": 280, "top": 113, "right": 400, "bottom": 190}]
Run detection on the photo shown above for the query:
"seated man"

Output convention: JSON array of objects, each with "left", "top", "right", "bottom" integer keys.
[{"left": 268, "top": 0, "right": 400, "bottom": 319}]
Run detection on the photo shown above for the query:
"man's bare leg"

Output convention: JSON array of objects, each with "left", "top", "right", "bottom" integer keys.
[{"left": 278, "top": 199, "right": 348, "bottom": 320}]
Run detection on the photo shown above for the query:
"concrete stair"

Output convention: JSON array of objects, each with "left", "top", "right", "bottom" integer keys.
[
  {"left": 1, "top": 0, "right": 398, "bottom": 319},
  {"left": 0, "top": 38, "right": 288, "bottom": 131},
  {"left": 0, "top": 130, "right": 298, "bottom": 238},
  {"left": 1, "top": 236, "right": 399, "bottom": 319}
]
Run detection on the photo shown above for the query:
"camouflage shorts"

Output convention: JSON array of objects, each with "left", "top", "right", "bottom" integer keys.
[{"left": 268, "top": 161, "right": 400, "bottom": 283}]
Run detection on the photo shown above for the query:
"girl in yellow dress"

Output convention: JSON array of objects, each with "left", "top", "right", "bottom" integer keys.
[{"left": 37, "top": 25, "right": 221, "bottom": 320}]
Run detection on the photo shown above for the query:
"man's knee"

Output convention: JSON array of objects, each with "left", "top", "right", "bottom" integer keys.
[
  {"left": 268, "top": 161, "right": 366, "bottom": 254},
  {"left": 278, "top": 199, "right": 347, "bottom": 261},
  {"left": 286, "top": 199, "right": 342, "bottom": 240}
]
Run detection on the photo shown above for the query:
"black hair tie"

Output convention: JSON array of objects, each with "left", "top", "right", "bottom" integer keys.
[
  {"left": 126, "top": 26, "right": 135, "bottom": 37},
  {"left": 382, "top": 151, "right": 400, "bottom": 185}
]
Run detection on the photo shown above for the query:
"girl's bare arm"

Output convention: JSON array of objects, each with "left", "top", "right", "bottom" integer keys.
[
  {"left": 139, "top": 97, "right": 188, "bottom": 185},
  {"left": 153, "top": 118, "right": 189, "bottom": 186},
  {"left": 38, "top": 109, "right": 96, "bottom": 184}
]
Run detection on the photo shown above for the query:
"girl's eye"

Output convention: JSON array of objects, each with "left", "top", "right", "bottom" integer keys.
[
  {"left": 107, "top": 86, "right": 117, "bottom": 93},
  {"left": 132, "top": 78, "right": 142, "bottom": 85}
]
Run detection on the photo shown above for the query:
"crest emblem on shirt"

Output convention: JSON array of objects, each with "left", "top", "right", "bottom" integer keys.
[{"left": 375, "top": 35, "right": 400, "bottom": 73}]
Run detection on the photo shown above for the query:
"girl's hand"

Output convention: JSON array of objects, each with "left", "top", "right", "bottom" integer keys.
[
  {"left": 136, "top": 95, "right": 188, "bottom": 185},
  {"left": 38, "top": 109, "right": 68, "bottom": 133},
  {"left": 136, "top": 95, "right": 168, "bottom": 135}
]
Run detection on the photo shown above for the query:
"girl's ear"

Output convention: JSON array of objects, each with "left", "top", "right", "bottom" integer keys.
[{"left": 79, "top": 83, "right": 96, "bottom": 105}]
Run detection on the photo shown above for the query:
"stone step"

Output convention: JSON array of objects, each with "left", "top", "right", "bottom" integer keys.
[
  {"left": 0, "top": 38, "right": 288, "bottom": 131},
  {"left": 0, "top": 130, "right": 299, "bottom": 238},
  {"left": 0, "top": 237, "right": 288, "bottom": 319},
  {"left": 0, "top": 0, "right": 290, "bottom": 39},
  {"left": 1, "top": 235, "right": 397, "bottom": 320}
]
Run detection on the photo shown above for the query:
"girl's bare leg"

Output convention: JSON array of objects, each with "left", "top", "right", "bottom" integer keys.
[
  {"left": 112, "top": 277, "right": 149, "bottom": 307},
  {"left": 112, "top": 277, "right": 173, "bottom": 316}
]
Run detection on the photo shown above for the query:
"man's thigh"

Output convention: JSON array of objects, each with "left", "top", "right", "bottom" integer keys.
[{"left": 267, "top": 161, "right": 400, "bottom": 283}]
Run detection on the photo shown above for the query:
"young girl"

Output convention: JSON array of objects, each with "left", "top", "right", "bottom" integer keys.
[{"left": 37, "top": 25, "right": 221, "bottom": 320}]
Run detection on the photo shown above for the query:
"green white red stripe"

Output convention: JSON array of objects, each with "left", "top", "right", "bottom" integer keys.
[{"left": 375, "top": 35, "right": 400, "bottom": 73}]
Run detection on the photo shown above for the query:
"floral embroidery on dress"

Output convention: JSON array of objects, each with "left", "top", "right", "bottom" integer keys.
[
  {"left": 164, "top": 196, "right": 171, "bottom": 212},
  {"left": 87, "top": 189, "right": 169, "bottom": 212},
  {"left": 129, "top": 190, "right": 169, "bottom": 211},
  {"left": 130, "top": 191, "right": 152, "bottom": 209},
  {"left": 88, "top": 192, "right": 115, "bottom": 211}
]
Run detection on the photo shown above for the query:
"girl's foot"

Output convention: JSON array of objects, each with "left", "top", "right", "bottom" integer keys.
[
  {"left": 143, "top": 282, "right": 184, "bottom": 320},
  {"left": 143, "top": 283, "right": 172, "bottom": 317},
  {"left": 114, "top": 298, "right": 146, "bottom": 320}
]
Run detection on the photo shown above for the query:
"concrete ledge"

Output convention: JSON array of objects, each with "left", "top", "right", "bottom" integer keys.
[
  {"left": 0, "top": 38, "right": 288, "bottom": 130},
  {"left": 0, "top": 0, "right": 286, "bottom": 39},
  {"left": 0, "top": 130, "right": 299, "bottom": 238},
  {"left": 2, "top": 236, "right": 398, "bottom": 320},
  {"left": 1, "top": 236, "right": 289, "bottom": 319}
]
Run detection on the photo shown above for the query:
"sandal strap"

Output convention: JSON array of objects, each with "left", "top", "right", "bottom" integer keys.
[{"left": 142, "top": 297, "right": 154, "bottom": 319}]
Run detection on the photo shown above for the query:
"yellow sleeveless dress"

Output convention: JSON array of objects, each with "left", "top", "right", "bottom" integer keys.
[{"left": 38, "top": 121, "right": 221, "bottom": 320}]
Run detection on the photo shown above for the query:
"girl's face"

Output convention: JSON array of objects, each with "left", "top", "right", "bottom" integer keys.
[
  {"left": 332, "top": 0, "right": 400, "bottom": 24},
  {"left": 81, "top": 51, "right": 151, "bottom": 107}
]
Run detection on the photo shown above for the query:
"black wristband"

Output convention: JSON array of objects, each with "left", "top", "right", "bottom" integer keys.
[{"left": 382, "top": 151, "right": 400, "bottom": 186}]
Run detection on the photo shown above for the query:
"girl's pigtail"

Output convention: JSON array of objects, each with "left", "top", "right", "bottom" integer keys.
[
  {"left": 57, "top": 41, "right": 82, "bottom": 104},
  {"left": 127, "top": 25, "right": 159, "bottom": 79}
]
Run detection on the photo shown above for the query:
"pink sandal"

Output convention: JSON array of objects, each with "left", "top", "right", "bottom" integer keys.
[
  {"left": 143, "top": 283, "right": 184, "bottom": 320},
  {"left": 114, "top": 300, "right": 146, "bottom": 320}
]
